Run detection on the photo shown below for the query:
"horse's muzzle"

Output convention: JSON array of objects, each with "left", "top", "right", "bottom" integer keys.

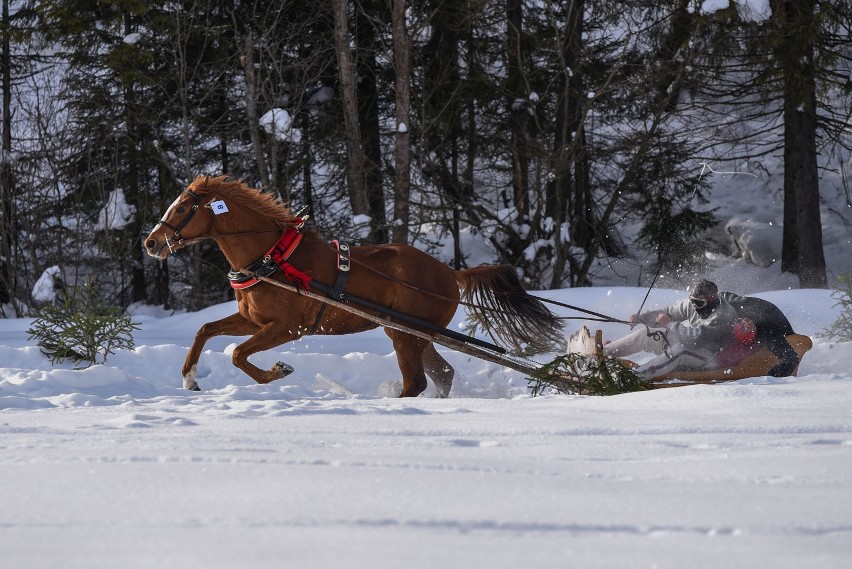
[{"left": 145, "top": 235, "right": 171, "bottom": 259}]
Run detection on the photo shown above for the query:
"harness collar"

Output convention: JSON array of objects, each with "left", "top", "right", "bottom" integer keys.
[{"left": 228, "top": 226, "right": 308, "bottom": 289}]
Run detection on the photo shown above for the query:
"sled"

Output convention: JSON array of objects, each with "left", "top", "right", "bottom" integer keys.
[{"left": 567, "top": 326, "right": 813, "bottom": 389}]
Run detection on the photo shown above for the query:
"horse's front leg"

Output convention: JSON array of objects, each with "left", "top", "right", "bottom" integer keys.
[
  {"left": 183, "top": 313, "right": 260, "bottom": 391},
  {"left": 232, "top": 323, "right": 298, "bottom": 385}
]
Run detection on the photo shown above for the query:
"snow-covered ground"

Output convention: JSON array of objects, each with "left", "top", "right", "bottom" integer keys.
[
  {"left": 2, "top": 283, "right": 851, "bottom": 569},
  {"left": 4, "top": 64, "right": 852, "bottom": 567},
  {"left": 3, "top": 0, "right": 850, "bottom": 565}
]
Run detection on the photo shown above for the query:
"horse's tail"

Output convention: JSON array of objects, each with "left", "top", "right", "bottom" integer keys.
[{"left": 454, "top": 265, "right": 563, "bottom": 353}]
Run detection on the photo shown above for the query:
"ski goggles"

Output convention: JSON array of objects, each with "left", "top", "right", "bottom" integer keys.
[{"left": 689, "top": 296, "right": 709, "bottom": 309}]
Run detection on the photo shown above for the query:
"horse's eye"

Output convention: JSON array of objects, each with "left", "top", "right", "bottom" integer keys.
[{"left": 177, "top": 206, "right": 186, "bottom": 213}]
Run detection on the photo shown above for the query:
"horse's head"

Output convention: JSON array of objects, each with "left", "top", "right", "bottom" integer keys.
[{"left": 145, "top": 181, "right": 216, "bottom": 260}]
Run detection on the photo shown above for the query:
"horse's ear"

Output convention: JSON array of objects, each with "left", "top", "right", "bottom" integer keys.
[{"left": 187, "top": 175, "right": 203, "bottom": 193}]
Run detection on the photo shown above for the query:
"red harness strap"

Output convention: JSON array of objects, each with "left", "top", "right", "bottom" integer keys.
[
  {"left": 267, "top": 227, "right": 305, "bottom": 268},
  {"left": 230, "top": 278, "right": 261, "bottom": 290},
  {"left": 229, "top": 227, "right": 311, "bottom": 290}
]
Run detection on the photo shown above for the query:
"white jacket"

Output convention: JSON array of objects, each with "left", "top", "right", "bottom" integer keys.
[{"left": 639, "top": 298, "right": 739, "bottom": 350}]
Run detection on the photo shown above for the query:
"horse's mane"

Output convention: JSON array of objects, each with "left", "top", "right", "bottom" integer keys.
[{"left": 188, "top": 175, "right": 299, "bottom": 227}]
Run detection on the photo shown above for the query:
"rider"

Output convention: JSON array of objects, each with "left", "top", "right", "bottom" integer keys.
[
  {"left": 718, "top": 292, "right": 801, "bottom": 376},
  {"left": 603, "top": 278, "right": 740, "bottom": 377}
]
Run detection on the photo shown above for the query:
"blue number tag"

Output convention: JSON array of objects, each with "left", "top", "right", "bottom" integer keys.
[{"left": 210, "top": 200, "right": 229, "bottom": 215}]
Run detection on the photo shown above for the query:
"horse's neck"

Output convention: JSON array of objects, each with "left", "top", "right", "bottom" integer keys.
[{"left": 212, "top": 211, "right": 282, "bottom": 270}]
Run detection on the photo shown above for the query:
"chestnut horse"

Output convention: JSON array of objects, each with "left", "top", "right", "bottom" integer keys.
[{"left": 144, "top": 175, "right": 563, "bottom": 397}]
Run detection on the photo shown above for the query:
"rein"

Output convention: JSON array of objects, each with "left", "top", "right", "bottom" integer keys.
[
  {"left": 342, "top": 251, "right": 631, "bottom": 326},
  {"left": 322, "top": 242, "right": 673, "bottom": 353},
  {"left": 186, "top": 228, "right": 282, "bottom": 242},
  {"left": 166, "top": 228, "right": 284, "bottom": 249}
]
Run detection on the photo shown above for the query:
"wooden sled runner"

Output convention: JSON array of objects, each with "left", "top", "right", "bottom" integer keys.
[{"left": 567, "top": 326, "right": 813, "bottom": 389}]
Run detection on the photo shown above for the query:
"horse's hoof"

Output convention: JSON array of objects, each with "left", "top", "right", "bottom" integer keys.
[
  {"left": 183, "top": 365, "right": 201, "bottom": 391},
  {"left": 274, "top": 361, "right": 295, "bottom": 378}
]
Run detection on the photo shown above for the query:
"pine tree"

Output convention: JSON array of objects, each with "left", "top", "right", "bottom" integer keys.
[
  {"left": 824, "top": 273, "right": 852, "bottom": 341},
  {"left": 686, "top": 1, "right": 851, "bottom": 288},
  {"left": 26, "top": 279, "right": 139, "bottom": 367},
  {"left": 39, "top": 0, "right": 161, "bottom": 304}
]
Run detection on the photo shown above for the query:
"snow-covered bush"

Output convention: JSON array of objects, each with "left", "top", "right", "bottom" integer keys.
[{"left": 26, "top": 280, "right": 139, "bottom": 367}]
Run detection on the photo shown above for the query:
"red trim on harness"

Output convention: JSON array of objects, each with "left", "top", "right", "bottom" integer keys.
[
  {"left": 230, "top": 278, "right": 259, "bottom": 290},
  {"left": 230, "top": 227, "right": 311, "bottom": 290}
]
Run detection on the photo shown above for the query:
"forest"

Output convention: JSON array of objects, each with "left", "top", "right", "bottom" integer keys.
[{"left": 0, "top": 0, "right": 850, "bottom": 315}]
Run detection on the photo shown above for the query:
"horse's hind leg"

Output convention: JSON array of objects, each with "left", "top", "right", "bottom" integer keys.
[
  {"left": 385, "top": 329, "right": 428, "bottom": 397},
  {"left": 423, "top": 343, "right": 454, "bottom": 398},
  {"left": 183, "top": 313, "right": 259, "bottom": 390}
]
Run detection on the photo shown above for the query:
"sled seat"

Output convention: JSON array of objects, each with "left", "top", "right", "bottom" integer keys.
[{"left": 651, "top": 334, "right": 812, "bottom": 387}]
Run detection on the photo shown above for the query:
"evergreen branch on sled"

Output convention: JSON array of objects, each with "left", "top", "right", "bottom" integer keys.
[{"left": 528, "top": 353, "right": 651, "bottom": 396}]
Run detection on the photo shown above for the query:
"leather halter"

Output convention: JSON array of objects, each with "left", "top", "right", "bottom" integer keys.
[
  {"left": 161, "top": 190, "right": 202, "bottom": 240},
  {"left": 151, "top": 189, "right": 203, "bottom": 255}
]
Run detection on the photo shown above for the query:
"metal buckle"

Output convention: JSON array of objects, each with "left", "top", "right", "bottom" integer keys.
[{"left": 338, "top": 242, "right": 350, "bottom": 271}]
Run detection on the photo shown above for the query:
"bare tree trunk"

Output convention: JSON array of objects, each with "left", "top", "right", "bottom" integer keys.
[
  {"left": 461, "top": 18, "right": 477, "bottom": 270},
  {"left": 777, "top": 0, "right": 827, "bottom": 287},
  {"left": 123, "top": 12, "right": 147, "bottom": 305},
  {"left": 241, "top": 35, "right": 271, "bottom": 189},
  {"left": 565, "top": 0, "right": 592, "bottom": 254},
  {"left": 506, "top": 0, "right": 529, "bottom": 219},
  {"left": 173, "top": 8, "right": 194, "bottom": 184},
  {"left": 781, "top": 129, "right": 799, "bottom": 276},
  {"left": 788, "top": 104, "right": 826, "bottom": 288},
  {"left": 332, "top": 0, "right": 369, "bottom": 220},
  {"left": 546, "top": 0, "right": 584, "bottom": 287},
  {"left": 390, "top": 0, "right": 411, "bottom": 244},
  {"left": 0, "top": 0, "right": 17, "bottom": 314},
  {"left": 355, "top": 0, "right": 387, "bottom": 242},
  {"left": 168, "top": 6, "right": 204, "bottom": 310},
  {"left": 423, "top": 0, "right": 464, "bottom": 265},
  {"left": 152, "top": 162, "right": 174, "bottom": 309}
]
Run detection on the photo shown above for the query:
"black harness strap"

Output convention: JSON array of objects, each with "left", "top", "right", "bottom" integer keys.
[
  {"left": 309, "top": 240, "right": 351, "bottom": 335},
  {"left": 227, "top": 255, "right": 279, "bottom": 287}
]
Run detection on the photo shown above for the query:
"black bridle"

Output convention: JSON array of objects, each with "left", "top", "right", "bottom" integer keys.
[{"left": 152, "top": 189, "right": 205, "bottom": 255}]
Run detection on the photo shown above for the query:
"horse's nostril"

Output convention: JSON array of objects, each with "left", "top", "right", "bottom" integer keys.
[{"left": 145, "top": 238, "right": 157, "bottom": 250}]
